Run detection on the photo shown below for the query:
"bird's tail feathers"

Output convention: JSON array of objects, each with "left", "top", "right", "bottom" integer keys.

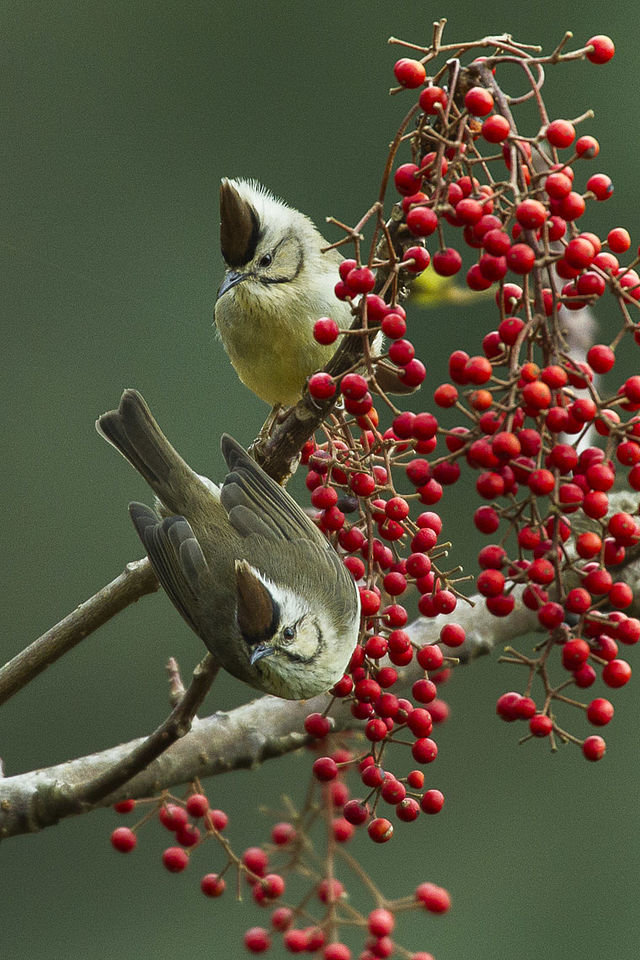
[{"left": 96, "top": 389, "right": 213, "bottom": 515}]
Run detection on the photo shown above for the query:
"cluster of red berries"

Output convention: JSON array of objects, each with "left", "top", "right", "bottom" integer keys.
[
  {"left": 299, "top": 375, "right": 467, "bottom": 829},
  {"left": 109, "top": 28, "right": 635, "bottom": 960},
  {"left": 303, "top": 32, "right": 638, "bottom": 762},
  {"left": 110, "top": 791, "right": 231, "bottom": 881},
  {"left": 109, "top": 782, "right": 449, "bottom": 959}
]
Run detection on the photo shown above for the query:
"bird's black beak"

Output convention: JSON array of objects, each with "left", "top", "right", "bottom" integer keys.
[
  {"left": 217, "top": 270, "right": 247, "bottom": 300},
  {"left": 249, "top": 642, "right": 275, "bottom": 665}
]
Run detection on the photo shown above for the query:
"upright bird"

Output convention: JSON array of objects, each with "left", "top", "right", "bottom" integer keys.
[
  {"left": 214, "top": 178, "right": 351, "bottom": 408},
  {"left": 97, "top": 389, "right": 360, "bottom": 699}
]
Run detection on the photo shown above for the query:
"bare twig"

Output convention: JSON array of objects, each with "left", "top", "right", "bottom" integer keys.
[{"left": 76, "top": 653, "right": 220, "bottom": 806}]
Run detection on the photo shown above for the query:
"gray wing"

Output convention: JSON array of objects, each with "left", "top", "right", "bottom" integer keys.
[
  {"left": 220, "top": 435, "right": 327, "bottom": 546},
  {"left": 129, "top": 502, "right": 209, "bottom": 634}
]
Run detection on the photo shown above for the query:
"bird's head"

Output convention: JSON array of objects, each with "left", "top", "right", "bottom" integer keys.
[
  {"left": 216, "top": 178, "right": 336, "bottom": 305},
  {"left": 234, "top": 558, "right": 360, "bottom": 700}
]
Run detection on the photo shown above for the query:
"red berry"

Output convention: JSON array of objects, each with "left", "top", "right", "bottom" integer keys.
[
  {"left": 587, "top": 174, "right": 613, "bottom": 201},
  {"left": 113, "top": 799, "right": 136, "bottom": 814},
  {"left": 412, "top": 678, "right": 437, "bottom": 703},
  {"left": 545, "top": 172, "right": 572, "bottom": 199},
  {"left": 411, "top": 737, "right": 438, "bottom": 763},
  {"left": 347, "top": 266, "right": 376, "bottom": 294},
  {"left": 308, "top": 372, "right": 335, "bottom": 400},
  {"left": 546, "top": 119, "right": 575, "bottom": 148},
  {"left": 559, "top": 191, "right": 586, "bottom": 221},
  {"left": 395, "top": 163, "right": 423, "bottom": 196},
  {"left": 576, "top": 135, "right": 600, "bottom": 158},
  {"left": 609, "top": 582, "right": 633, "bottom": 609},
  {"left": 496, "top": 691, "right": 522, "bottom": 722},
  {"left": 158, "top": 803, "right": 188, "bottom": 831},
  {"left": 313, "top": 757, "right": 339, "bottom": 781},
  {"left": 433, "top": 383, "right": 458, "bottom": 408},
  {"left": 608, "top": 227, "right": 630, "bottom": 252},
  {"left": 175, "top": 822, "right": 200, "bottom": 847},
  {"left": 402, "top": 245, "right": 431, "bottom": 273},
  {"left": 602, "top": 659, "right": 632, "bottom": 688},
  {"left": 482, "top": 114, "right": 510, "bottom": 142},
  {"left": 360, "top": 590, "right": 382, "bottom": 621},
  {"left": 271, "top": 822, "right": 296, "bottom": 845},
  {"left": 201, "top": 873, "right": 226, "bottom": 897},
  {"left": 317, "top": 878, "right": 345, "bottom": 906},
  {"left": 368, "top": 908, "right": 395, "bottom": 938},
  {"left": 399, "top": 359, "right": 426, "bottom": 387},
  {"left": 420, "top": 789, "right": 445, "bottom": 814},
  {"left": 516, "top": 199, "right": 547, "bottom": 228},
  {"left": 415, "top": 882, "right": 451, "bottom": 914},
  {"left": 507, "top": 243, "right": 535, "bottom": 274},
  {"left": 562, "top": 639, "right": 590, "bottom": 670},
  {"left": 474, "top": 505, "right": 500, "bottom": 533},
  {"left": 368, "top": 817, "right": 394, "bottom": 843},
  {"left": 255, "top": 873, "right": 286, "bottom": 902},
  {"left": 582, "top": 735, "right": 606, "bottom": 761},
  {"left": 528, "top": 469, "right": 555, "bottom": 495},
  {"left": 432, "top": 247, "right": 462, "bottom": 276},
  {"left": 616, "top": 617, "right": 640, "bottom": 645},
  {"left": 477, "top": 569, "right": 505, "bottom": 597},
  {"left": 242, "top": 846, "right": 268, "bottom": 876},
  {"left": 313, "top": 317, "right": 339, "bottom": 344},
  {"left": 407, "top": 707, "right": 434, "bottom": 738},
  {"left": 341, "top": 372, "right": 368, "bottom": 400},
  {"left": 419, "top": 85, "right": 448, "bottom": 114},
  {"left": 587, "top": 344, "right": 615, "bottom": 373},
  {"left": 608, "top": 511, "right": 640, "bottom": 544},
  {"left": 394, "top": 57, "right": 427, "bottom": 88},
  {"left": 565, "top": 236, "right": 596, "bottom": 268},
  {"left": 529, "top": 714, "right": 553, "bottom": 737},
  {"left": 406, "top": 206, "right": 438, "bottom": 237},
  {"left": 440, "top": 623, "right": 465, "bottom": 647},
  {"left": 586, "top": 35, "right": 615, "bottom": 64},
  {"left": 186, "top": 793, "right": 209, "bottom": 818},
  {"left": 586, "top": 698, "right": 614, "bottom": 726},
  {"left": 110, "top": 827, "right": 137, "bottom": 853},
  {"left": 162, "top": 846, "right": 189, "bottom": 872},
  {"left": 343, "top": 799, "right": 370, "bottom": 826},
  {"left": 324, "top": 945, "right": 352, "bottom": 960},
  {"left": 389, "top": 338, "right": 415, "bottom": 367},
  {"left": 464, "top": 86, "right": 494, "bottom": 116},
  {"left": 305, "top": 712, "right": 332, "bottom": 738},
  {"left": 244, "top": 927, "right": 271, "bottom": 953},
  {"left": 583, "top": 567, "right": 612, "bottom": 595},
  {"left": 574, "top": 663, "right": 597, "bottom": 688},
  {"left": 465, "top": 355, "right": 493, "bottom": 384},
  {"left": 207, "top": 808, "right": 229, "bottom": 831},
  {"left": 538, "top": 602, "right": 564, "bottom": 629}
]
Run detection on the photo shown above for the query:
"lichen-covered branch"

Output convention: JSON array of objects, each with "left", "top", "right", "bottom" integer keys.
[{"left": 4, "top": 537, "right": 640, "bottom": 843}]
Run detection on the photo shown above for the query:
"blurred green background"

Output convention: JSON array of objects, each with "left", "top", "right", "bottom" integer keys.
[{"left": 2, "top": 2, "right": 639, "bottom": 958}]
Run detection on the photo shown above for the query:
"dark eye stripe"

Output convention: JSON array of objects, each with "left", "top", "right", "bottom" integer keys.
[{"left": 256, "top": 235, "right": 304, "bottom": 285}]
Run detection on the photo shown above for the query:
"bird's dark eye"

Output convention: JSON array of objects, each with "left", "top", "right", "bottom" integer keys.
[
  {"left": 282, "top": 625, "right": 296, "bottom": 642},
  {"left": 259, "top": 253, "right": 273, "bottom": 268}
]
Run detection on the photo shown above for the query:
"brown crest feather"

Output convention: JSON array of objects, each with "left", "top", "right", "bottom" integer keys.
[
  {"left": 220, "top": 180, "right": 260, "bottom": 267},
  {"left": 235, "top": 559, "right": 278, "bottom": 642}
]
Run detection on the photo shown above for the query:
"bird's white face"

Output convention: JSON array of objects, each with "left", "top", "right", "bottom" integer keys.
[
  {"left": 216, "top": 179, "right": 340, "bottom": 302},
  {"left": 241, "top": 566, "right": 359, "bottom": 700}
]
